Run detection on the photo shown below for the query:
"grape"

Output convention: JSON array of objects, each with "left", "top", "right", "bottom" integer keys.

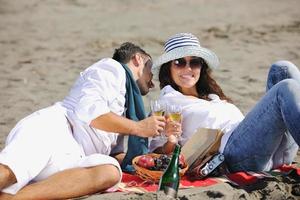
[
  {"left": 148, "top": 154, "right": 186, "bottom": 171},
  {"left": 155, "top": 158, "right": 163, "bottom": 169},
  {"left": 162, "top": 164, "right": 168, "bottom": 170},
  {"left": 160, "top": 154, "right": 168, "bottom": 160}
]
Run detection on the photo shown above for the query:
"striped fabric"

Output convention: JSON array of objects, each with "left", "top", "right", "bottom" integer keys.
[{"left": 164, "top": 33, "right": 200, "bottom": 53}]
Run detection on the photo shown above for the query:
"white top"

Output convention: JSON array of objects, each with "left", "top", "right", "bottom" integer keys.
[
  {"left": 149, "top": 85, "right": 244, "bottom": 153},
  {"left": 61, "top": 58, "right": 127, "bottom": 156}
]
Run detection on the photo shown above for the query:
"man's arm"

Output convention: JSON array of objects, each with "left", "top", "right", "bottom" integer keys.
[{"left": 90, "top": 112, "right": 165, "bottom": 138}]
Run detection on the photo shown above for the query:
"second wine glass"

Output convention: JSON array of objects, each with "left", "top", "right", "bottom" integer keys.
[
  {"left": 167, "top": 105, "right": 182, "bottom": 141},
  {"left": 167, "top": 105, "right": 182, "bottom": 123}
]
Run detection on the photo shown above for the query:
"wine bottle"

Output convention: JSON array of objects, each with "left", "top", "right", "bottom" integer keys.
[{"left": 158, "top": 144, "right": 181, "bottom": 197}]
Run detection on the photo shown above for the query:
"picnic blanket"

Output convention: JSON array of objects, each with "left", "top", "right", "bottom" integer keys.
[{"left": 116, "top": 164, "right": 300, "bottom": 193}]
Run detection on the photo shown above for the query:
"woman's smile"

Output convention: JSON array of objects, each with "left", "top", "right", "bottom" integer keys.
[{"left": 179, "top": 73, "right": 195, "bottom": 80}]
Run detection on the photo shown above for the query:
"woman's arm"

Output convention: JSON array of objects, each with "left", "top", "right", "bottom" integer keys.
[
  {"left": 152, "top": 136, "right": 178, "bottom": 154},
  {"left": 152, "top": 119, "right": 182, "bottom": 154}
]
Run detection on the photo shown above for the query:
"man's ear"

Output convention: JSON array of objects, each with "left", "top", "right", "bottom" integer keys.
[{"left": 132, "top": 54, "right": 140, "bottom": 67}]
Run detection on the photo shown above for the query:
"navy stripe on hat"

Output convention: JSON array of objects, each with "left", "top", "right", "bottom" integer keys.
[{"left": 164, "top": 34, "right": 200, "bottom": 52}]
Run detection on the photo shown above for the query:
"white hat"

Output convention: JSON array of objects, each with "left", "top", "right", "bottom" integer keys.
[{"left": 153, "top": 33, "right": 220, "bottom": 74}]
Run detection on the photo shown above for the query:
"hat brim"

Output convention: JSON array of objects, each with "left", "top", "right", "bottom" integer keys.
[{"left": 152, "top": 46, "right": 219, "bottom": 75}]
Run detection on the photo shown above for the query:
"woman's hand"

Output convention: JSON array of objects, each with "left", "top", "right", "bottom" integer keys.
[{"left": 164, "top": 116, "right": 182, "bottom": 140}]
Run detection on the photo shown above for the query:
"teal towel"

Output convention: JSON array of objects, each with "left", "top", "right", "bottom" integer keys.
[{"left": 120, "top": 64, "right": 149, "bottom": 173}]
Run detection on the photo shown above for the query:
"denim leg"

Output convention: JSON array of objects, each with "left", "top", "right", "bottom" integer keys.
[
  {"left": 266, "top": 61, "right": 300, "bottom": 169},
  {"left": 272, "top": 131, "right": 298, "bottom": 169},
  {"left": 224, "top": 79, "right": 300, "bottom": 172}
]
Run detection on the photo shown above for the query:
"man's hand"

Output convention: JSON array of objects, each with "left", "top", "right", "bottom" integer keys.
[{"left": 133, "top": 116, "right": 166, "bottom": 137}]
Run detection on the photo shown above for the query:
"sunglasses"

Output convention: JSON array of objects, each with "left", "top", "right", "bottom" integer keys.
[{"left": 172, "top": 58, "right": 203, "bottom": 69}]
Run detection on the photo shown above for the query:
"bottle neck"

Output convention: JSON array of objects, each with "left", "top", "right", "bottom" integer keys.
[
  {"left": 173, "top": 144, "right": 181, "bottom": 155},
  {"left": 173, "top": 144, "right": 180, "bottom": 157},
  {"left": 168, "top": 144, "right": 181, "bottom": 168}
]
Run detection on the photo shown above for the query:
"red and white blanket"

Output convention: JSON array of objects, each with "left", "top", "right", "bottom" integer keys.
[{"left": 115, "top": 164, "right": 300, "bottom": 193}]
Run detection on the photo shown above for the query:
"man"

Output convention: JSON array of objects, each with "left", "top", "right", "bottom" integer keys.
[
  {"left": 116, "top": 51, "right": 156, "bottom": 173},
  {"left": 112, "top": 44, "right": 156, "bottom": 172},
  {"left": 0, "top": 42, "right": 165, "bottom": 199}
]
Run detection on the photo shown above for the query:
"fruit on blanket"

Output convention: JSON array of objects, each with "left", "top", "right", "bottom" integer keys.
[
  {"left": 137, "top": 155, "right": 155, "bottom": 169},
  {"left": 137, "top": 154, "right": 186, "bottom": 171},
  {"left": 152, "top": 154, "right": 171, "bottom": 170}
]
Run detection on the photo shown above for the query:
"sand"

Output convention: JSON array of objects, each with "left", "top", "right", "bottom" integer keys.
[{"left": 0, "top": 0, "right": 300, "bottom": 199}]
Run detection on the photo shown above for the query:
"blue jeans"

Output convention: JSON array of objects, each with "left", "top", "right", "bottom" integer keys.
[{"left": 224, "top": 60, "right": 300, "bottom": 172}]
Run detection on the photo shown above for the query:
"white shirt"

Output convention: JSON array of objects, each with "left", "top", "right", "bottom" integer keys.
[
  {"left": 61, "top": 58, "right": 126, "bottom": 156},
  {"left": 149, "top": 85, "right": 244, "bottom": 153}
]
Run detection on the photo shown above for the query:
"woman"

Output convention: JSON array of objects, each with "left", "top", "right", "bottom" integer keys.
[{"left": 150, "top": 32, "right": 300, "bottom": 172}]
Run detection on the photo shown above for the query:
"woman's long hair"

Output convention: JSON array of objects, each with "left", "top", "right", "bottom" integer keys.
[{"left": 158, "top": 58, "right": 232, "bottom": 102}]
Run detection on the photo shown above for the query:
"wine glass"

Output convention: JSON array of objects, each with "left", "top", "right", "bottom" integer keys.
[
  {"left": 150, "top": 100, "right": 166, "bottom": 138},
  {"left": 167, "top": 105, "right": 182, "bottom": 140},
  {"left": 167, "top": 105, "right": 182, "bottom": 122},
  {"left": 150, "top": 100, "right": 166, "bottom": 117}
]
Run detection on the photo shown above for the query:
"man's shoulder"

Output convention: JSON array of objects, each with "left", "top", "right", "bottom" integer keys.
[
  {"left": 94, "top": 58, "right": 123, "bottom": 70},
  {"left": 84, "top": 58, "right": 125, "bottom": 77}
]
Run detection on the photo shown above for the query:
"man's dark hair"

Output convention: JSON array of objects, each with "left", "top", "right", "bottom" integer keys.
[{"left": 112, "top": 42, "right": 150, "bottom": 64}]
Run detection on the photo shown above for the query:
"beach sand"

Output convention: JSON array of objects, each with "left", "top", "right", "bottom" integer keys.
[{"left": 0, "top": 0, "right": 300, "bottom": 199}]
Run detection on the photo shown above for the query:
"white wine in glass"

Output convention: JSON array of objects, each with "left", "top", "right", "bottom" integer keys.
[
  {"left": 153, "top": 110, "right": 165, "bottom": 116},
  {"left": 167, "top": 105, "right": 182, "bottom": 141},
  {"left": 168, "top": 105, "right": 182, "bottom": 122},
  {"left": 150, "top": 100, "right": 165, "bottom": 116},
  {"left": 169, "top": 112, "right": 181, "bottom": 122}
]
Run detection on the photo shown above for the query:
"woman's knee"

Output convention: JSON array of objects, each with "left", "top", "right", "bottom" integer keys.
[
  {"left": 268, "top": 60, "right": 299, "bottom": 82},
  {"left": 271, "top": 60, "right": 296, "bottom": 70},
  {"left": 277, "top": 79, "right": 300, "bottom": 93},
  {"left": 274, "top": 79, "right": 300, "bottom": 115}
]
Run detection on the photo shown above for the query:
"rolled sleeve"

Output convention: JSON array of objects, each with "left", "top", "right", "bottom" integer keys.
[
  {"left": 73, "top": 59, "right": 126, "bottom": 124},
  {"left": 0, "top": 156, "right": 31, "bottom": 195}
]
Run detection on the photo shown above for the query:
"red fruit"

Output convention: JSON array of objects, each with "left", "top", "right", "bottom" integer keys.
[
  {"left": 137, "top": 155, "right": 155, "bottom": 169},
  {"left": 179, "top": 154, "right": 185, "bottom": 168}
]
